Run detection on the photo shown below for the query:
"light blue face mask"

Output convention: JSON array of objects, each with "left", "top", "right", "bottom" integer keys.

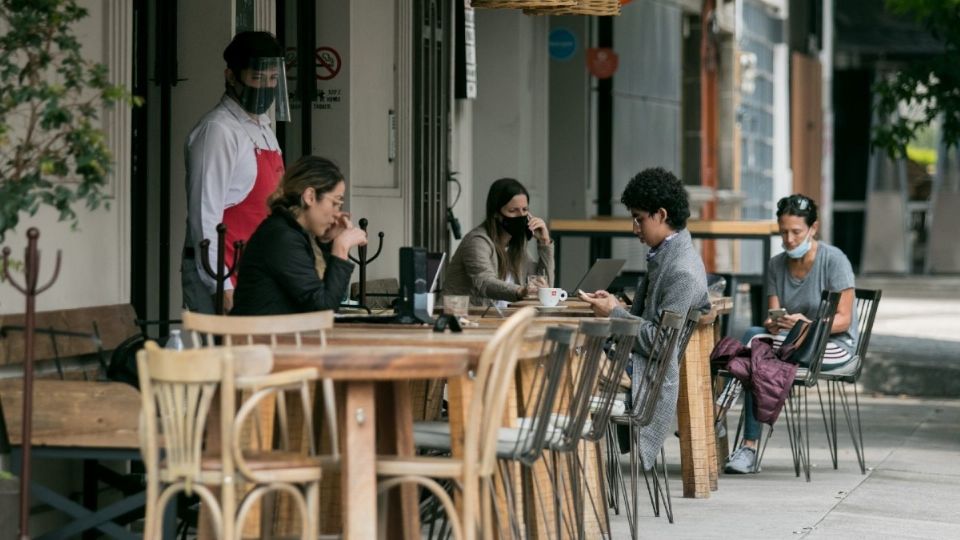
[{"left": 784, "top": 231, "right": 812, "bottom": 259}]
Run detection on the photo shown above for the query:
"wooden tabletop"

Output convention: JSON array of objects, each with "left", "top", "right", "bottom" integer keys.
[
  {"left": 549, "top": 218, "right": 779, "bottom": 235},
  {"left": 327, "top": 326, "right": 547, "bottom": 361},
  {"left": 271, "top": 345, "right": 470, "bottom": 379},
  {"left": 0, "top": 380, "right": 141, "bottom": 449}
]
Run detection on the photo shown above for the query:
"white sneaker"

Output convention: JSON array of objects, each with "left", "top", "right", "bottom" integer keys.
[{"left": 724, "top": 446, "right": 757, "bottom": 474}]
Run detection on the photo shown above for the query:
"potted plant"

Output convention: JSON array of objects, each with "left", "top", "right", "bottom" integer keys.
[{"left": 0, "top": 0, "right": 141, "bottom": 244}]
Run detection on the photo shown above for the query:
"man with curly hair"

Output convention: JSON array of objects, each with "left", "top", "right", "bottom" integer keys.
[{"left": 580, "top": 167, "right": 711, "bottom": 469}]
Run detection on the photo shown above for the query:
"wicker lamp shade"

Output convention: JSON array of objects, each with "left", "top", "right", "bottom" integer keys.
[
  {"left": 471, "top": 0, "right": 577, "bottom": 9},
  {"left": 524, "top": 0, "right": 622, "bottom": 16}
]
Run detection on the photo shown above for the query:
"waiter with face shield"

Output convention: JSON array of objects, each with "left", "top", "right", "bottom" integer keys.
[{"left": 181, "top": 31, "right": 292, "bottom": 314}]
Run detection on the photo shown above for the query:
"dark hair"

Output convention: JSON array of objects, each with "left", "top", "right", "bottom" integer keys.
[
  {"left": 620, "top": 167, "right": 690, "bottom": 229},
  {"left": 776, "top": 194, "right": 818, "bottom": 226},
  {"left": 223, "top": 31, "right": 283, "bottom": 74},
  {"left": 269, "top": 156, "right": 343, "bottom": 213},
  {"left": 483, "top": 178, "right": 531, "bottom": 281}
]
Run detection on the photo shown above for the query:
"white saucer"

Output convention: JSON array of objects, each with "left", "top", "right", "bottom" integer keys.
[{"left": 536, "top": 305, "right": 568, "bottom": 313}]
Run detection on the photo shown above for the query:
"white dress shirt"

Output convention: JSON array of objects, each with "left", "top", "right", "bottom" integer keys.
[{"left": 184, "top": 95, "right": 281, "bottom": 293}]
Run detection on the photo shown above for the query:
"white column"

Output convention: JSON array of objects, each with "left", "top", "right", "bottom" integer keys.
[{"left": 819, "top": 0, "right": 834, "bottom": 242}]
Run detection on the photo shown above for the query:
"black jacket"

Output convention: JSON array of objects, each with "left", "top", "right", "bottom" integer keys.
[{"left": 231, "top": 208, "right": 354, "bottom": 315}]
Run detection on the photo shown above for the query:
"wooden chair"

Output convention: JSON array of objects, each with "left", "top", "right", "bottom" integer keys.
[
  {"left": 375, "top": 307, "right": 538, "bottom": 540},
  {"left": 182, "top": 310, "right": 337, "bottom": 536},
  {"left": 817, "top": 288, "right": 882, "bottom": 474},
  {"left": 137, "top": 342, "right": 322, "bottom": 539}
]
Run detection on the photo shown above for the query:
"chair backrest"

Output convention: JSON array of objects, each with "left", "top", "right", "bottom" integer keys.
[
  {"left": 551, "top": 319, "right": 612, "bottom": 451},
  {"left": 630, "top": 310, "right": 684, "bottom": 425},
  {"left": 505, "top": 325, "right": 574, "bottom": 466},
  {"left": 467, "top": 307, "right": 537, "bottom": 479},
  {"left": 677, "top": 306, "right": 703, "bottom": 362},
  {"left": 851, "top": 288, "right": 883, "bottom": 379},
  {"left": 182, "top": 310, "right": 334, "bottom": 347},
  {"left": 136, "top": 342, "right": 272, "bottom": 492},
  {"left": 581, "top": 318, "right": 639, "bottom": 441},
  {"left": 794, "top": 290, "right": 842, "bottom": 386},
  {"left": 182, "top": 310, "right": 338, "bottom": 457}
]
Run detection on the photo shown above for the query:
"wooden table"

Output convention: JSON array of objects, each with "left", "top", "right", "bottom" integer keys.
[
  {"left": 549, "top": 218, "right": 778, "bottom": 323},
  {"left": 270, "top": 345, "right": 470, "bottom": 540}
]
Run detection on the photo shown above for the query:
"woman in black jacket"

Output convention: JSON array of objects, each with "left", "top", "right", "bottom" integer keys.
[{"left": 231, "top": 156, "right": 367, "bottom": 315}]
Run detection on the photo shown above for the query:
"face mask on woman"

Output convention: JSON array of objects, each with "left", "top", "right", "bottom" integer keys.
[
  {"left": 499, "top": 214, "right": 533, "bottom": 241},
  {"left": 784, "top": 231, "right": 812, "bottom": 259}
]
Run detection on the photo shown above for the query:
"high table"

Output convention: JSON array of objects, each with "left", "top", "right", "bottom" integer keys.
[
  {"left": 549, "top": 218, "right": 778, "bottom": 324},
  {"left": 270, "top": 345, "right": 471, "bottom": 540}
]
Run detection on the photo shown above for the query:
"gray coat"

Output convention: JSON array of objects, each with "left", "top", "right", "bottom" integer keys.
[
  {"left": 444, "top": 224, "right": 555, "bottom": 305},
  {"left": 610, "top": 229, "right": 711, "bottom": 469}
]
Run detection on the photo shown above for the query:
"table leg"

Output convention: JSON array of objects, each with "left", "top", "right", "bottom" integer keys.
[
  {"left": 377, "top": 381, "right": 421, "bottom": 540},
  {"left": 677, "top": 326, "right": 711, "bottom": 498},
  {"left": 343, "top": 381, "right": 377, "bottom": 540}
]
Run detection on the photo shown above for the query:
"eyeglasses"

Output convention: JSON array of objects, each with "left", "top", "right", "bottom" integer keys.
[
  {"left": 632, "top": 213, "right": 651, "bottom": 227},
  {"left": 322, "top": 195, "right": 345, "bottom": 210}
]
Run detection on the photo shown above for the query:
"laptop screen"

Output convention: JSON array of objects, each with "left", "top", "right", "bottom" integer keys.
[
  {"left": 572, "top": 258, "right": 626, "bottom": 294},
  {"left": 426, "top": 252, "right": 446, "bottom": 293}
]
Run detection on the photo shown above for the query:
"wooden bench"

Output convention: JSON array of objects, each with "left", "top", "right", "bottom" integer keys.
[{"left": 0, "top": 303, "right": 141, "bottom": 377}]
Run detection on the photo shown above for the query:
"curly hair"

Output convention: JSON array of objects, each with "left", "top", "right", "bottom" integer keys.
[
  {"left": 620, "top": 167, "right": 690, "bottom": 229},
  {"left": 776, "top": 194, "right": 818, "bottom": 227}
]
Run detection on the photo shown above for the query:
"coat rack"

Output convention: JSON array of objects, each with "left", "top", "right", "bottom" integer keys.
[
  {"left": 199, "top": 223, "right": 243, "bottom": 315},
  {"left": 2, "top": 227, "right": 62, "bottom": 539},
  {"left": 347, "top": 218, "right": 384, "bottom": 311}
]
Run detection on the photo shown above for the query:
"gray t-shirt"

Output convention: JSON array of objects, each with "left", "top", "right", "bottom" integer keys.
[{"left": 767, "top": 242, "right": 857, "bottom": 354}]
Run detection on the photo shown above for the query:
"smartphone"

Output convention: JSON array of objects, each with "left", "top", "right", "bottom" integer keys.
[{"left": 768, "top": 308, "right": 787, "bottom": 320}]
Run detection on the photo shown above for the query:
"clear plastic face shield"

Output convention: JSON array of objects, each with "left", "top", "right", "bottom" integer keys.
[{"left": 230, "top": 57, "right": 290, "bottom": 121}]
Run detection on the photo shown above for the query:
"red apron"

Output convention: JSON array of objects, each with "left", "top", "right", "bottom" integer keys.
[{"left": 222, "top": 147, "right": 284, "bottom": 285}]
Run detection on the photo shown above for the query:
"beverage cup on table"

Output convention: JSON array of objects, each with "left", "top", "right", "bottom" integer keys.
[
  {"left": 537, "top": 288, "right": 568, "bottom": 307},
  {"left": 442, "top": 294, "right": 471, "bottom": 318}
]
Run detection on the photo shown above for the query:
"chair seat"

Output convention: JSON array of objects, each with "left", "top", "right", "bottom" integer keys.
[
  {"left": 413, "top": 420, "right": 558, "bottom": 460},
  {"left": 817, "top": 355, "right": 861, "bottom": 381},
  {"left": 589, "top": 395, "right": 626, "bottom": 416},
  {"left": 376, "top": 455, "right": 464, "bottom": 478}
]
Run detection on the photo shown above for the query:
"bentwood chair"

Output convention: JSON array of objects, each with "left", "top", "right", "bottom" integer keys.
[
  {"left": 182, "top": 310, "right": 337, "bottom": 534},
  {"left": 375, "top": 307, "right": 537, "bottom": 540},
  {"left": 817, "top": 288, "right": 882, "bottom": 474},
  {"left": 607, "top": 310, "right": 684, "bottom": 540},
  {"left": 137, "top": 342, "right": 322, "bottom": 539}
]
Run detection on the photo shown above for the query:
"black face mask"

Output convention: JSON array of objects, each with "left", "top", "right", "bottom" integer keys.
[
  {"left": 235, "top": 82, "right": 275, "bottom": 115},
  {"left": 499, "top": 214, "right": 533, "bottom": 241}
]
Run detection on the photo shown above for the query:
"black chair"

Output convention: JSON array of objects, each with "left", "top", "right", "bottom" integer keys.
[
  {"left": 606, "top": 311, "right": 684, "bottom": 539},
  {"left": 817, "top": 288, "right": 882, "bottom": 474},
  {"left": 723, "top": 290, "right": 841, "bottom": 481}
]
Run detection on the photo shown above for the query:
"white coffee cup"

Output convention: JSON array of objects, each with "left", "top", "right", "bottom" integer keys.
[{"left": 538, "top": 287, "right": 568, "bottom": 307}]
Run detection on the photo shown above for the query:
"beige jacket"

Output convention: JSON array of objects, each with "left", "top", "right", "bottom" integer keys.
[{"left": 444, "top": 224, "right": 555, "bottom": 305}]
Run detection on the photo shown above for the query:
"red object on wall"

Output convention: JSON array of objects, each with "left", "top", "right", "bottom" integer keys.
[{"left": 587, "top": 48, "right": 618, "bottom": 79}]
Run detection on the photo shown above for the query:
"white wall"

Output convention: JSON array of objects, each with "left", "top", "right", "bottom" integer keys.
[
  {"left": 0, "top": 0, "right": 132, "bottom": 314},
  {"left": 471, "top": 10, "right": 551, "bottom": 228}
]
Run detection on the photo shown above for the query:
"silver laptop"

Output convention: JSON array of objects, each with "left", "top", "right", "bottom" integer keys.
[{"left": 571, "top": 258, "right": 626, "bottom": 294}]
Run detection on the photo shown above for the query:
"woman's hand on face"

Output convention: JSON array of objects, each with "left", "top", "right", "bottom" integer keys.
[
  {"left": 528, "top": 215, "right": 550, "bottom": 243},
  {"left": 330, "top": 220, "right": 367, "bottom": 260},
  {"left": 319, "top": 212, "right": 352, "bottom": 243},
  {"left": 579, "top": 290, "right": 621, "bottom": 317}
]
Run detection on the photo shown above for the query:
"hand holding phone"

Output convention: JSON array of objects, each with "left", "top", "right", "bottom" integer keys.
[{"left": 768, "top": 308, "right": 787, "bottom": 321}]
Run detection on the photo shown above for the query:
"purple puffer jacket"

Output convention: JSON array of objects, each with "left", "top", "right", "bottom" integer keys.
[{"left": 710, "top": 337, "right": 797, "bottom": 425}]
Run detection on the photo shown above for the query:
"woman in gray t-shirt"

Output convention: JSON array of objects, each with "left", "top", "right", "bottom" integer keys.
[{"left": 725, "top": 193, "right": 858, "bottom": 474}]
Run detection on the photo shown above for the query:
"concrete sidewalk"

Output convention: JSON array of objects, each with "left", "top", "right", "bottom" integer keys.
[{"left": 607, "top": 394, "right": 960, "bottom": 539}]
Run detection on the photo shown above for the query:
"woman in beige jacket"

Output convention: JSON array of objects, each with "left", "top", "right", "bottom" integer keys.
[{"left": 444, "top": 178, "right": 554, "bottom": 306}]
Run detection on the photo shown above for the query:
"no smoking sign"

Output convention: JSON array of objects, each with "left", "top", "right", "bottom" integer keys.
[{"left": 315, "top": 46, "right": 342, "bottom": 81}]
